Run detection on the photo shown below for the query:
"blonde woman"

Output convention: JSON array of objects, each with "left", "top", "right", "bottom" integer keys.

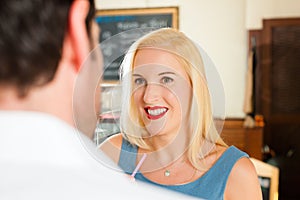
[{"left": 100, "top": 28, "right": 262, "bottom": 199}]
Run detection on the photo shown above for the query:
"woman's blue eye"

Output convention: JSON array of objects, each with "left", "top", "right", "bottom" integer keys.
[
  {"left": 161, "top": 77, "right": 174, "bottom": 84},
  {"left": 134, "top": 78, "right": 146, "bottom": 85}
]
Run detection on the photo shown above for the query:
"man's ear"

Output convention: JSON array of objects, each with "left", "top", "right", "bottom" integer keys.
[{"left": 68, "top": 0, "right": 90, "bottom": 71}]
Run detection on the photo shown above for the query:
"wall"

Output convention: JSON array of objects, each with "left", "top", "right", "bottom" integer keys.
[
  {"left": 246, "top": 0, "right": 300, "bottom": 29},
  {"left": 95, "top": 0, "right": 300, "bottom": 118}
]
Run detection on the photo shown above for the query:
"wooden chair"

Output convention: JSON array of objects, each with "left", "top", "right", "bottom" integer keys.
[{"left": 250, "top": 158, "right": 279, "bottom": 200}]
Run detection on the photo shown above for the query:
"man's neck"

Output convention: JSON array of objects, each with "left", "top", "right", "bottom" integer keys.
[{"left": 0, "top": 63, "right": 76, "bottom": 128}]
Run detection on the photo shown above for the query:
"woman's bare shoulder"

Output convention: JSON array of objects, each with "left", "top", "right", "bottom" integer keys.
[
  {"left": 224, "top": 157, "right": 262, "bottom": 200},
  {"left": 105, "top": 133, "right": 123, "bottom": 147},
  {"left": 99, "top": 133, "right": 123, "bottom": 164}
]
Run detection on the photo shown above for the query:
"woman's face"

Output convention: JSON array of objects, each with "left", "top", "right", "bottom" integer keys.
[{"left": 132, "top": 48, "right": 192, "bottom": 138}]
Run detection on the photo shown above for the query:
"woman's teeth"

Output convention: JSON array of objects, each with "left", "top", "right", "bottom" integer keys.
[{"left": 147, "top": 108, "right": 167, "bottom": 116}]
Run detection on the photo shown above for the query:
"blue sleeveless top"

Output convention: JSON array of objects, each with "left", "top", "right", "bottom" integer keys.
[{"left": 118, "top": 138, "right": 248, "bottom": 199}]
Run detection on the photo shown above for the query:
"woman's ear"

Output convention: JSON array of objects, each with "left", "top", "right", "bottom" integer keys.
[{"left": 68, "top": 0, "right": 91, "bottom": 71}]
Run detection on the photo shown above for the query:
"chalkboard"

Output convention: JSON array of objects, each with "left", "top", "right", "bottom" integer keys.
[{"left": 95, "top": 7, "right": 179, "bottom": 81}]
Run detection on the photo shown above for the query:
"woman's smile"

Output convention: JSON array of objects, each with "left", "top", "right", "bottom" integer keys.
[{"left": 144, "top": 106, "right": 168, "bottom": 120}]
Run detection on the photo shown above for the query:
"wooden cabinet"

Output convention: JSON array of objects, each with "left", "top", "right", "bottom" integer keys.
[
  {"left": 221, "top": 119, "right": 263, "bottom": 160},
  {"left": 249, "top": 18, "right": 300, "bottom": 200}
]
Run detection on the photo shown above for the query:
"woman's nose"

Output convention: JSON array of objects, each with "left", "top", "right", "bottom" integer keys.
[{"left": 143, "top": 83, "right": 161, "bottom": 103}]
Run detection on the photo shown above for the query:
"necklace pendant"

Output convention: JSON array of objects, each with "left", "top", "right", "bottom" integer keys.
[{"left": 164, "top": 170, "right": 170, "bottom": 177}]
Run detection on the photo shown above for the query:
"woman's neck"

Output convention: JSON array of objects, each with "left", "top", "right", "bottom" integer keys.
[{"left": 139, "top": 126, "right": 191, "bottom": 173}]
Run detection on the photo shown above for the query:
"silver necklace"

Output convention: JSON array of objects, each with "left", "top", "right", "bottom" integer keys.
[
  {"left": 164, "top": 166, "right": 198, "bottom": 185},
  {"left": 164, "top": 169, "right": 171, "bottom": 177},
  {"left": 162, "top": 158, "right": 190, "bottom": 177}
]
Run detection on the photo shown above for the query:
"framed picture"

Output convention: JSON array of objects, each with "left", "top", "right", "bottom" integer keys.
[{"left": 95, "top": 7, "right": 179, "bottom": 82}]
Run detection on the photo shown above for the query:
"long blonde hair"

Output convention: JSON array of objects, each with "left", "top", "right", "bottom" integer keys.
[{"left": 119, "top": 28, "right": 226, "bottom": 169}]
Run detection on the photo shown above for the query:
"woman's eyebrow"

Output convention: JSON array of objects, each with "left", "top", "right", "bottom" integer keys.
[
  {"left": 158, "top": 72, "right": 176, "bottom": 76},
  {"left": 133, "top": 74, "right": 143, "bottom": 77}
]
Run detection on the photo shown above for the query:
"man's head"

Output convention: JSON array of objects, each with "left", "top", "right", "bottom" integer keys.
[
  {"left": 0, "top": 0, "right": 103, "bottom": 138},
  {"left": 0, "top": 0, "right": 95, "bottom": 97}
]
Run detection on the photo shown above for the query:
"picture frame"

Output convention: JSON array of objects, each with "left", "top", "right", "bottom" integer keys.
[{"left": 95, "top": 7, "right": 179, "bottom": 83}]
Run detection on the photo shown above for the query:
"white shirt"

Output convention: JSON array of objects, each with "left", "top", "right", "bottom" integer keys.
[{"left": 0, "top": 111, "right": 197, "bottom": 200}]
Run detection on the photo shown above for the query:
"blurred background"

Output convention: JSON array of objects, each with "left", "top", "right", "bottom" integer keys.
[{"left": 93, "top": 1, "right": 300, "bottom": 199}]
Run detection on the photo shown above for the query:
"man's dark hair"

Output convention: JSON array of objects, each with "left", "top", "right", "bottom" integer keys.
[{"left": 0, "top": 0, "right": 95, "bottom": 96}]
